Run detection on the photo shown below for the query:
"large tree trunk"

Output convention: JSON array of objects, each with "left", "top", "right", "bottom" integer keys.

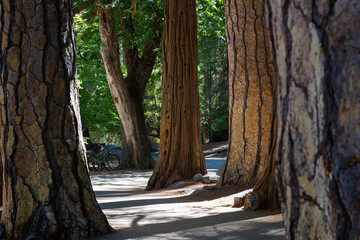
[
  {"left": 0, "top": 156, "right": 2, "bottom": 207},
  {"left": 265, "top": 0, "right": 360, "bottom": 238},
  {"left": 98, "top": 7, "right": 155, "bottom": 169},
  {"left": 146, "top": 0, "right": 206, "bottom": 190},
  {"left": 245, "top": 124, "right": 279, "bottom": 210},
  {"left": 0, "top": 1, "right": 112, "bottom": 239},
  {"left": 221, "top": 0, "right": 276, "bottom": 191},
  {"left": 0, "top": 163, "right": 2, "bottom": 206}
]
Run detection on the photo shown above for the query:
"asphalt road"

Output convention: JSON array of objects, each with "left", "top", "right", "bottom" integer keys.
[
  {"left": 151, "top": 152, "right": 226, "bottom": 174},
  {"left": 90, "top": 157, "right": 284, "bottom": 240}
]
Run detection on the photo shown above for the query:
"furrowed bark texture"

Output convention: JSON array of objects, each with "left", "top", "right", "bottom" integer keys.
[
  {"left": 98, "top": 7, "right": 157, "bottom": 169},
  {"left": 146, "top": 0, "right": 206, "bottom": 190},
  {"left": 221, "top": 0, "right": 276, "bottom": 190},
  {"left": 265, "top": 0, "right": 360, "bottom": 238},
  {"left": 0, "top": 161, "right": 2, "bottom": 206},
  {"left": 0, "top": 1, "right": 111, "bottom": 239}
]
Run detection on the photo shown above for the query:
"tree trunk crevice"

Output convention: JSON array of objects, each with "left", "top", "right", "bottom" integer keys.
[{"left": 265, "top": 0, "right": 360, "bottom": 238}]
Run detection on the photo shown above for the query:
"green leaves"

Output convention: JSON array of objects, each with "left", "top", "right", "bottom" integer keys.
[
  {"left": 144, "top": 58, "right": 162, "bottom": 137},
  {"left": 115, "top": 0, "right": 164, "bottom": 55},
  {"left": 197, "top": 0, "right": 228, "bottom": 141},
  {"left": 75, "top": 13, "right": 121, "bottom": 144}
]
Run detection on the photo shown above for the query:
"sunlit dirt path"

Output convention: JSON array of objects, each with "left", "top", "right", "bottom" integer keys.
[{"left": 90, "top": 167, "right": 284, "bottom": 240}]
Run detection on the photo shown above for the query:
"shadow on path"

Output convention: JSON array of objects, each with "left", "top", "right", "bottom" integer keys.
[
  {"left": 94, "top": 211, "right": 283, "bottom": 240},
  {"left": 91, "top": 171, "right": 284, "bottom": 240},
  {"left": 99, "top": 185, "right": 245, "bottom": 210}
]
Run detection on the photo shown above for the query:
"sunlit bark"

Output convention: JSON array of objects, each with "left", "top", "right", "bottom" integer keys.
[{"left": 266, "top": 0, "right": 360, "bottom": 238}]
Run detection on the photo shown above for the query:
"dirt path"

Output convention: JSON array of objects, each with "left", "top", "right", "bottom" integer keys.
[{"left": 90, "top": 170, "right": 284, "bottom": 240}]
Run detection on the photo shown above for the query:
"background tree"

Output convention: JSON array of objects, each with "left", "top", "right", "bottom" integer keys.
[
  {"left": 74, "top": 13, "right": 121, "bottom": 144},
  {"left": 197, "top": 0, "right": 228, "bottom": 143},
  {"left": 0, "top": 0, "right": 111, "bottom": 239},
  {"left": 146, "top": 0, "right": 206, "bottom": 190},
  {"left": 220, "top": 0, "right": 276, "bottom": 196},
  {"left": 265, "top": 0, "right": 360, "bottom": 238},
  {"left": 74, "top": 0, "right": 163, "bottom": 168}
]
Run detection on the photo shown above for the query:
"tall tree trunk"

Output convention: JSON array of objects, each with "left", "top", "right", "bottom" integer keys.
[
  {"left": 265, "top": 0, "right": 360, "bottom": 238},
  {"left": 98, "top": 7, "right": 155, "bottom": 169},
  {"left": 221, "top": 0, "right": 276, "bottom": 191},
  {"left": 0, "top": 1, "right": 112, "bottom": 239},
  {"left": 146, "top": 0, "right": 206, "bottom": 190}
]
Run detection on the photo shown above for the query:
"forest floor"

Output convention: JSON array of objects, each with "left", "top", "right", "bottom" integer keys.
[{"left": 90, "top": 142, "right": 284, "bottom": 240}]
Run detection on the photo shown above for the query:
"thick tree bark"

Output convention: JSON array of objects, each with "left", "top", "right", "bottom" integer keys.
[
  {"left": 98, "top": 7, "right": 160, "bottom": 169},
  {"left": 0, "top": 1, "right": 112, "bottom": 239},
  {"left": 146, "top": 0, "right": 206, "bottom": 190},
  {"left": 0, "top": 164, "right": 2, "bottom": 206},
  {"left": 244, "top": 124, "right": 279, "bottom": 210},
  {"left": 221, "top": 0, "right": 276, "bottom": 192},
  {"left": 265, "top": 0, "right": 360, "bottom": 238}
]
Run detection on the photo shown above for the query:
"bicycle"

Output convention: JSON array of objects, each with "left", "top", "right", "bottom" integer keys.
[{"left": 87, "top": 143, "right": 122, "bottom": 171}]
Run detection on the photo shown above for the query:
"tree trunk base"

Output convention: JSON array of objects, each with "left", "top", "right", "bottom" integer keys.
[
  {"left": 146, "top": 172, "right": 185, "bottom": 191},
  {"left": 241, "top": 180, "right": 279, "bottom": 210}
]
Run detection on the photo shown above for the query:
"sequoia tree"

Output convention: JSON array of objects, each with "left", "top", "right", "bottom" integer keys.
[
  {"left": 220, "top": 0, "right": 277, "bottom": 204},
  {"left": 0, "top": 0, "right": 111, "bottom": 239},
  {"left": 265, "top": 0, "right": 360, "bottom": 238},
  {"left": 146, "top": 0, "right": 206, "bottom": 190},
  {"left": 98, "top": 1, "right": 162, "bottom": 169}
]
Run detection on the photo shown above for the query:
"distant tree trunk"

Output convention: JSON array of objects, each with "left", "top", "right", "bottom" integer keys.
[
  {"left": 202, "top": 65, "right": 213, "bottom": 143},
  {"left": 266, "top": 0, "right": 360, "bottom": 238},
  {"left": 146, "top": 0, "right": 206, "bottom": 190},
  {"left": 0, "top": 1, "right": 112, "bottom": 239},
  {"left": 98, "top": 6, "right": 161, "bottom": 169},
  {"left": 119, "top": 121, "right": 131, "bottom": 168},
  {"left": 221, "top": 0, "right": 276, "bottom": 194}
]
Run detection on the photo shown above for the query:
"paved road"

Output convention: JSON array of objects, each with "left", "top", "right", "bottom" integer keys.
[
  {"left": 90, "top": 162, "right": 284, "bottom": 240},
  {"left": 205, "top": 157, "right": 226, "bottom": 174},
  {"left": 151, "top": 152, "right": 226, "bottom": 174}
]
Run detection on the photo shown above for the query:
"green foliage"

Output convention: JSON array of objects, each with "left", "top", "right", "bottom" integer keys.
[
  {"left": 74, "top": 13, "right": 121, "bottom": 145},
  {"left": 114, "top": 0, "right": 164, "bottom": 54},
  {"left": 197, "top": 0, "right": 228, "bottom": 141},
  {"left": 144, "top": 58, "right": 162, "bottom": 137},
  {"left": 74, "top": 1, "right": 164, "bottom": 145}
]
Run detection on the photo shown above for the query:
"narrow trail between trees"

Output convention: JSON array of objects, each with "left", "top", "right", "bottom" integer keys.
[{"left": 90, "top": 153, "right": 284, "bottom": 239}]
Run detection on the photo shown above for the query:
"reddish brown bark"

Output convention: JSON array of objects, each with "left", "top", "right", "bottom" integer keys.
[
  {"left": 221, "top": 0, "right": 276, "bottom": 193},
  {"left": 146, "top": 0, "right": 206, "bottom": 190}
]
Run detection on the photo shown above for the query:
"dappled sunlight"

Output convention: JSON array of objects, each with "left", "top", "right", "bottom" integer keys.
[
  {"left": 94, "top": 210, "right": 283, "bottom": 240},
  {"left": 90, "top": 171, "right": 284, "bottom": 239}
]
